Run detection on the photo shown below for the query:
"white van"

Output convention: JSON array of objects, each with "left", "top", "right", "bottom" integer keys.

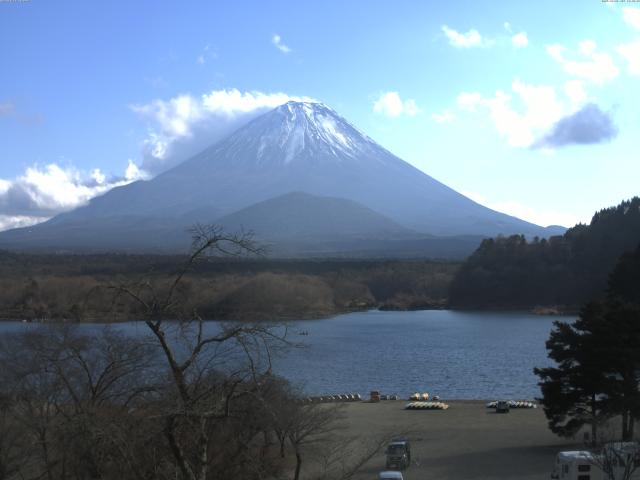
[
  {"left": 551, "top": 445, "right": 640, "bottom": 480},
  {"left": 551, "top": 451, "right": 598, "bottom": 479}
]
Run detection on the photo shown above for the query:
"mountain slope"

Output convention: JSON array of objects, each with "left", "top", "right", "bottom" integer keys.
[
  {"left": 0, "top": 101, "right": 563, "bottom": 254},
  {"left": 212, "top": 192, "right": 485, "bottom": 258},
  {"left": 215, "top": 192, "right": 414, "bottom": 240},
  {"left": 0, "top": 191, "right": 484, "bottom": 258}
]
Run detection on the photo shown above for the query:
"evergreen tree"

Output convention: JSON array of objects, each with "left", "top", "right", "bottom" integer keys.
[
  {"left": 603, "top": 245, "right": 640, "bottom": 439},
  {"left": 535, "top": 243, "right": 640, "bottom": 442},
  {"left": 534, "top": 302, "right": 610, "bottom": 441},
  {"left": 608, "top": 244, "right": 640, "bottom": 305}
]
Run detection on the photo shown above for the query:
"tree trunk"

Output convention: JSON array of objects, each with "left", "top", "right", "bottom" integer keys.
[
  {"left": 40, "top": 427, "right": 55, "bottom": 480},
  {"left": 591, "top": 393, "right": 598, "bottom": 446},
  {"left": 196, "top": 419, "right": 209, "bottom": 480},
  {"left": 293, "top": 450, "right": 302, "bottom": 480},
  {"left": 280, "top": 437, "right": 286, "bottom": 458},
  {"left": 260, "top": 431, "right": 270, "bottom": 459},
  {"left": 622, "top": 410, "right": 629, "bottom": 441},
  {"left": 165, "top": 418, "right": 195, "bottom": 480}
]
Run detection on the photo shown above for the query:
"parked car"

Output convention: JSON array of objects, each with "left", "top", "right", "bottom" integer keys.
[
  {"left": 385, "top": 438, "right": 411, "bottom": 470},
  {"left": 496, "top": 400, "right": 510, "bottom": 413}
]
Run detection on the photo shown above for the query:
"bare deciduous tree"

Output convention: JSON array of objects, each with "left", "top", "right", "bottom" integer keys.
[
  {"left": 587, "top": 424, "right": 640, "bottom": 480},
  {"left": 311, "top": 434, "right": 391, "bottom": 480},
  {"left": 0, "top": 392, "right": 29, "bottom": 480},
  {"left": 0, "top": 325, "right": 161, "bottom": 480},
  {"left": 286, "top": 403, "right": 345, "bottom": 480},
  {"left": 106, "top": 225, "right": 291, "bottom": 480},
  {"left": 0, "top": 225, "right": 379, "bottom": 480}
]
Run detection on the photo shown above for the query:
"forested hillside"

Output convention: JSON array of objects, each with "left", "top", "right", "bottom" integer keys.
[
  {"left": 0, "top": 253, "right": 457, "bottom": 321},
  {"left": 449, "top": 197, "right": 640, "bottom": 310}
]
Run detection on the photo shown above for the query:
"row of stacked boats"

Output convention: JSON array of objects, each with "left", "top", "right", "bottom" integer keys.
[
  {"left": 303, "top": 393, "right": 362, "bottom": 403},
  {"left": 486, "top": 400, "right": 537, "bottom": 409},
  {"left": 405, "top": 401, "right": 450, "bottom": 410}
]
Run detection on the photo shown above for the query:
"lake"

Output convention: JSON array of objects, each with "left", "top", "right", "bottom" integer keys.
[{"left": 0, "top": 309, "right": 565, "bottom": 400}]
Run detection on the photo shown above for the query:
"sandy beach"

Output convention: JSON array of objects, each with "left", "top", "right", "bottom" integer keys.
[{"left": 338, "top": 400, "right": 581, "bottom": 480}]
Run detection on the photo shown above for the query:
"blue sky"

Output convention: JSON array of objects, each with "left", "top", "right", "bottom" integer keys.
[{"left": 1, "top": 0, "right": 639, "bottom": 230}]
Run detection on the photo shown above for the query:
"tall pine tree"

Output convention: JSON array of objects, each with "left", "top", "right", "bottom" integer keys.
[
  {"left": 535, "top": 244, "right": 640, "bottom": 442},
  {"left": 534, "top": 302, "right": 610, "bottom": 441}
]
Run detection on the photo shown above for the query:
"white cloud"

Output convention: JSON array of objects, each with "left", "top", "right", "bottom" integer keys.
[
  {"left": 0, "top": 161, "right": 146, "bottom": 231},
  {"left": 21, "top": 164, "right": 104, "bottom": 210},
  {"left": 373, "top": 92, "right": 420, "bottom": 118},
  {"left": 579, "top": 39, "right": 597, "bottom": 56},
  {"left": 546, "top": 41, "right": 619, "bottom": 84},
  {"left": 124, "top": 160, "right": 143, "bottom": 181},
  {"left": 617, "top": 40, "right": 640, "bottom": 75},
  {"left": 131, "top": 89, "right": 316, "bottom": 173},
  {"left": 457, "top": 76, "right": 616, "bottom": 150},
  {"left": 512, "top": 32, "right": 528, "bottom": 48},
  {"left": 503, "top": 22, "right": 512, "bottom": 33},
  {"left": 0, "top": 215, "right": 49, "bottom": 232},
  {"left": 441, "top": 25, "right": 490, "bottom": 48},
  {"left": 563, "top": 80, "right": 588, "bottom": 104},
  {"left": 0, "top": 179, "right": 10, "bottom": 195},
  {"left": 196, "top": 55, "right": 205, "bottom": 65},
  {"left": 546, "top": 44, "right": 565, "bottom": 62},
  {"left": 431, "top": 110, "right": 455, "bottom": 123},
  {"left": 457, "top": 78, "right": 578, "bottom": 148},
  {"left": 132, "top": 94, "right": 204, "bottom": 139},
  {"left": 622, "top": 7, "right": 640, "bottom": 30},
  {"left": 91, "top": 168, "right": 106, "bottom": 185},
  {"left": 200, "top": 89, "right": 312, "bottom": 114},
  {"left": 462, "top": 191, "right": 579, "bottom": 228},
  {"left": 272, "top": 34, "right": 291, "bottom": 53},
  {"left": 456, "top": 92, "right": 483, "bottom": 112}
]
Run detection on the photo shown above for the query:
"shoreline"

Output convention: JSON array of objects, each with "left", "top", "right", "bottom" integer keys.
[{"left": 0, "top": 304, "right": 577, "bottom": 324}]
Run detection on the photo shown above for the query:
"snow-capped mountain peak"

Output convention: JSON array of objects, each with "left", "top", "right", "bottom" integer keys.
[
  {"left": 275, "top": 101, "right": 376, "bottom": 159},
  {"left": 195, "top": 100, "right": 385, "bottom": 168},
  {"left": 0, "top": 99, "right": 559, "bottom": 253}
]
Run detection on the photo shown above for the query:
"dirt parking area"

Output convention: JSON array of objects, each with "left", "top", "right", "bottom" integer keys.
[{"left": 341, "top": 400, "right": 581, "bottom": 480}]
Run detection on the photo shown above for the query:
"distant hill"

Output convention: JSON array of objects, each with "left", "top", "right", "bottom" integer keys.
[
  {"left": 0, "top": 101, "right": 563, "bottom": 256},
  {"left": 213, "top": 192, "right": 485, "bottom": 258},
  {"left": 216, "top": 192, "right": 414, "bottom": 240},
  {"left": 449, "top": 197, "right": 640, "bottom": 309}
]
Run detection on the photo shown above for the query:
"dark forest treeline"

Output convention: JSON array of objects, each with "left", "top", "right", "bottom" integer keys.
[
  {"left": 0, "top": 253, "right": 457, "bottom": 321},
  {"left": 450, "top": 197, "right": 640, "bottom": 310}
]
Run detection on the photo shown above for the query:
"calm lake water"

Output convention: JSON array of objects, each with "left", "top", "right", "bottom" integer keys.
[{"left": 0, "top": 310, "right": 565, "bottom": 400}]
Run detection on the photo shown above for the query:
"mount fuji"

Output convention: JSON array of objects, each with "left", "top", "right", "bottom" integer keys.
[{"left": 0, "top": 101, "right": 564, "bottom": 256}]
